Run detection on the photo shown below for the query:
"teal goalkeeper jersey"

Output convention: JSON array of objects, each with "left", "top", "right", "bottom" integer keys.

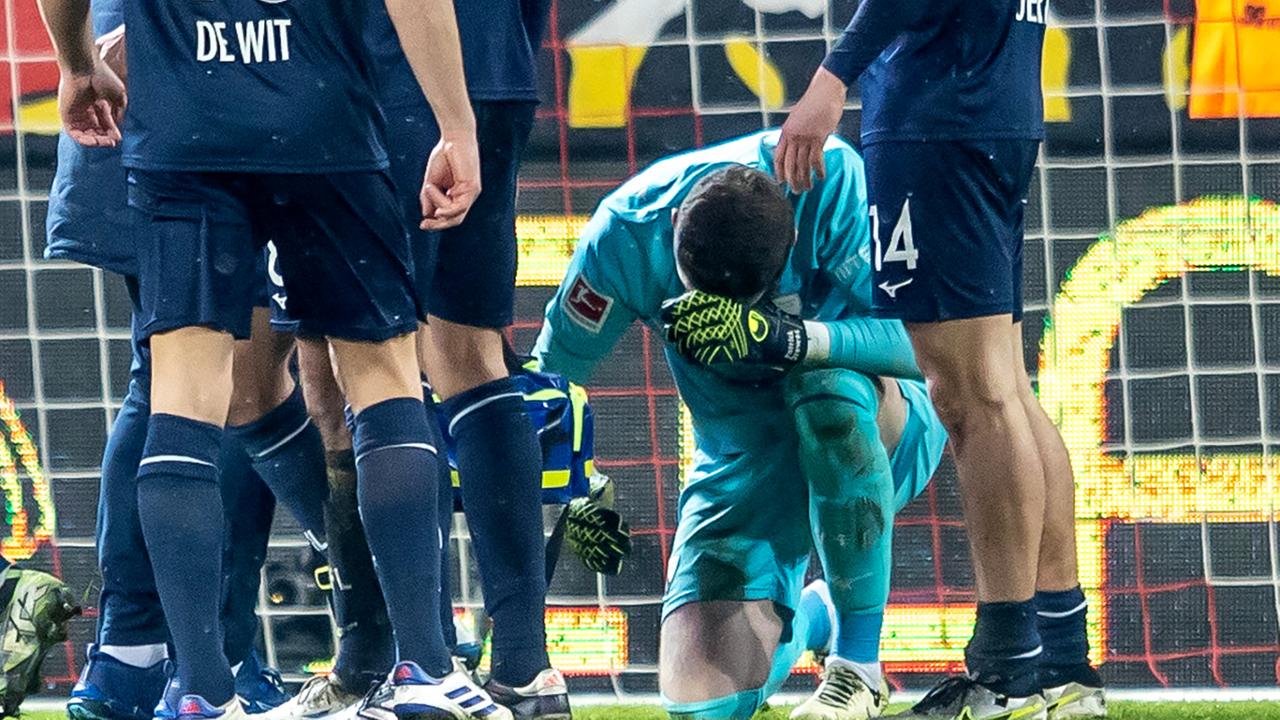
[{"left": 535, "top": 129, "right": 900, "bottom": 458}]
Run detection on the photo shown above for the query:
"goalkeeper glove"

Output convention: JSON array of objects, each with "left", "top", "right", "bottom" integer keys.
[
  {"left": 660, "top": 290, "right": 807, "bottom": 369},
  {"left": 566, "top": 475, "right": 632, "bottom": 575}
]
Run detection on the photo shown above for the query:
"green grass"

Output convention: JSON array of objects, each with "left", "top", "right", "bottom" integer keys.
[
  {"left": 23, "top": 703, "right": 1280, "bottom": 720},
  {"left": 566, "top": 704, "right": 1280, "bottom": 719}
]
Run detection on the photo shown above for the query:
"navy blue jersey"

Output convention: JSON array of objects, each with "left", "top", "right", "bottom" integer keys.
[
  {"left": 825, "top": 0, "right": 1046, "bottom": 144},
  {"left": 45, "top": 0, "right": 130, "bottom": 276},
  {"left": 93, "top": 0, "right": 122, "bottom": 36},
  {"left": 367, "top": 0, "right": 549, "bottom": 108},
  {"left": 122, "top": 0, "right": 387, "bottom": 173}
]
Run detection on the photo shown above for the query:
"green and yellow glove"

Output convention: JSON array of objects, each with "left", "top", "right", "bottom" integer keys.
[
  {"left": 566, "top": 475, "right": 632, "bottom": 576},
  {"left": 660, "top": 290, "right": 807, "bottom": 369}
]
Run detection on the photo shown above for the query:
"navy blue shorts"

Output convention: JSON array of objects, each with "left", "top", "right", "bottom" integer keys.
[
  {"left": 865, "top": 140, "right": 1039, "bottom": 323},
  {"left": 397, "top": 100, "right": 537, "bottom": 329},
  {"left": 128, "top": 169, "right": 419, "bottom": 342}
]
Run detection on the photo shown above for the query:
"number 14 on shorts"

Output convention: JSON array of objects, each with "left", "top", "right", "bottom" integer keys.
[{"left": 871, "top": 200, "right": 917, "bottom": 299}]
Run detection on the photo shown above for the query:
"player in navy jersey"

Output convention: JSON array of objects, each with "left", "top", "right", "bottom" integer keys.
[
  {"left": 37, "top": 0, "right": 502, "bottom": 718},
  {"left": 43, "top": 4, "right": 406, "bottom": 718},
  {"left": 271, "top": 3, "right": 567, "bottom": 716},
  {"left": 360, "top": 3, "right": 569, "bottom": 718},
  {"left": 777, "top": 1, "right": 1105, "bottom": 719}
]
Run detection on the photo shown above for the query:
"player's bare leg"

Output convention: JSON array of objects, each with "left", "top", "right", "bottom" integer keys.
[
  {"left": 420, "top": 318, "right": 567, "bottom": 718},
  {"left": 660, "top": 600, "right": 785, "bottom": 717},
  {"left": 1011, "top": 325, "right": 1106, "bottom": 719},
  {"left": 298, "top": 338, "right": 352, "bottom": 452},
  {"left": 257, "top": 338, "right": 395, "bottom": 720},
  {"left": 909, "top": 317, "right": 1044, "bottom": 598},
  {"left": 227, "top": 309, "right": 296, "bottom": 427},
  {"left": 659, "top": 569, "right": 854, "bottom": 717},
  {"left": 332, "top": 335, "right": 422, "bottom": 415},
  {"left": 144, "top": 327, "right": 240, "bottom": 706},
  {"left": 327, "top": 333, "right": 494, "bottom": 716},
  {"left": 418, "top": 319, "right": 507, "bottom": 399},
  {"left": 902, "top": 315, "right": 1048, "bottom": 718}
]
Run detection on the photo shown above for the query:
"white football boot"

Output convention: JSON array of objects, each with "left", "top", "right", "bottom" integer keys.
[
  {"left": 1044, "top": 681, "right": 1106, "bottom": 719},
  {"left": 790, "top": 658, "right": 889, "bottom": 720},
  {"left": 259, "top": 675, "right": 364, "bottom": 720},
  {"left": 356, "top": 661, "right": 512, "bottom": 720}
]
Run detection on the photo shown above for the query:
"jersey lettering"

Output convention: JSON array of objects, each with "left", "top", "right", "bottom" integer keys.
[
  {"left": 1015, "top": 0, "right": 1047, "bottom": 25},
  {"left": 196, "top": 19, "right": 291, "bottom": 64}
]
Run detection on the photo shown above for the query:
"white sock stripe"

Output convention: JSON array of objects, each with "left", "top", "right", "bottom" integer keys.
[
  {"left": 354, "top": 442, "right": 438, "bottom": 465},
  {"left": 1007, "top": 645, "right": 1044, "bottom": 660},
  {"left": 253, "top": 417, "right": 313, "bottom": 459},
  {"left": 304, "top": 530, "right": 328, "bottom": 552},
  {"left": 139, "top": 454, "right": 216, "bottom": 469},
  {"left": 447, "top": 392, "right": 522, "bottom": 436},
  {"left": 1037, "top": 600, "right": 1088, "bottom": 619},
  {"left": 99, "top": 643, "right": 169, "bottom": 667}
]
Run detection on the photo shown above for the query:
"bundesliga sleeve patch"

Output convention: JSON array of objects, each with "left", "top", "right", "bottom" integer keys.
[{"left": 565, "top": 275, "right": 614, "bottom": 333}]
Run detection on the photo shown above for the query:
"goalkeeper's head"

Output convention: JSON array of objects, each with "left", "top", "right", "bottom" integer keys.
[{"left": 673, "top": 164, "right": 796, "bottom": 303}]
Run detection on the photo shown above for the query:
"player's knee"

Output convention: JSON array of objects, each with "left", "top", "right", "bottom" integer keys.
[
  {"left": 787, "top": 369, "right": 882, "bottom": 486},
  {"left": 924, "top": 366, "right": 1020, "bottom": 442},
  {"left": 422, "top": 319, "right": 507, "bottom": 398},
  {"left": 330, "top": 333, "right": 421, "bottom": 413}
]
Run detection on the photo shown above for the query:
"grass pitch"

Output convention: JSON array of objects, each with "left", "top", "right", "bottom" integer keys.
[
  {"left": 24, "top": 702, "right": 1280, "bottom": 720},
  {"left": 567, "top": 703, "right": 1280, "bottom": 719}
]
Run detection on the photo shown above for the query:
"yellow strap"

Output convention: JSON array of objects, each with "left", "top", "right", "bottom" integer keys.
[
  {"left": 450, "top": 468, "right": 571, "bottom": 490},
  {"left": 569, "top": 383, "right": 589, "bottom": 454}
]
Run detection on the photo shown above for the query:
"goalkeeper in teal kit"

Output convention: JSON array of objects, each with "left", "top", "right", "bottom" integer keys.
[{"left": 533, "top": 129, "right": 948, "bottom": 720}]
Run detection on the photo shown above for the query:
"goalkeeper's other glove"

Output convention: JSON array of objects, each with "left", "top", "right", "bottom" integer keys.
[
  {"left": 660, "top": 290, "right": 807, "bottom": 369},
  {"left": 566, "top": 475, "right": 632, "bottom": 575}
]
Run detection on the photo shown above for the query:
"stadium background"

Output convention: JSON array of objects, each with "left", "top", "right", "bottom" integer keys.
[{"left": 0, "top": 0, "right": 1278, "bottom": 701}]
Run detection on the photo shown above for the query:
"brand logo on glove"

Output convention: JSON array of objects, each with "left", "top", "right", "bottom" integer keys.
[{"left": 748, "top": 310, "right": 769, "bottom": 342}]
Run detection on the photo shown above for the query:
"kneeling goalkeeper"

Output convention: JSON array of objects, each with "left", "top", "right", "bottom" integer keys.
[{"left": 533, "top": 130, "right": 947, "bottom": 720}]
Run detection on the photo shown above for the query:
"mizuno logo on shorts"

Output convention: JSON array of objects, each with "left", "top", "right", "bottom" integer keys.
[{"left": 878, "top": 278, "right": 914, "bottom": 298}]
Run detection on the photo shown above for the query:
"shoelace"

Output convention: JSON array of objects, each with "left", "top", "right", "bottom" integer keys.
[
  {"left": 296, "top": 675, "right": 345, "bottom": 709},
  {"left": 816, "top": 665, "right": 870, "bottom": 707},
  {"left": 915, "top": 675, "right": 978, "bottom": 710},
  {"left": 357, "top": 678, "right": 392, "bottom": 713}
]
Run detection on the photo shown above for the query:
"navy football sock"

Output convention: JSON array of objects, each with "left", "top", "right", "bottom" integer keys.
[
  {"left": 324, "top": 449, "right": 394, "bottom": 689},
  {"left": 136, "top": 414, "right": 233, "bottom": 705},
  {"left": 425, "top": 391, "right": 458, "bottom": 651},
  {"left": 442, "top": 378, "right": 549, "bottom": 686},
  {"left": 96, "top": 378, "right": 168, "bottom": 647},
  {"left": 353, "top": 398, "right": 452, "bottom": 676},
  {"left": 1035, "top": 586, "right": 1093, "bottom": 685},
  {"left": 228, "top": 386, "right": 327, "bottom": 542},
  {"left": 965, "top": 600, "right": 1043, "bottom": 698},
  {"left": 218, "top": 442, "right": 275, "bottom": 668}
]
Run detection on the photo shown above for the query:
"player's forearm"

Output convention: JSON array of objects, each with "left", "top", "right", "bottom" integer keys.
[
  {"left": 802, "top": 317, "right": 923, "bottom": 380},
  {"left": 384, "top": 0, "right": 476, "bottom": 137},
  {"left": 821, "top": 0, "right": 923, "bottom": 86},
  {"left": 37, "top": 0, "right": 96, "bottom": 75}
]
